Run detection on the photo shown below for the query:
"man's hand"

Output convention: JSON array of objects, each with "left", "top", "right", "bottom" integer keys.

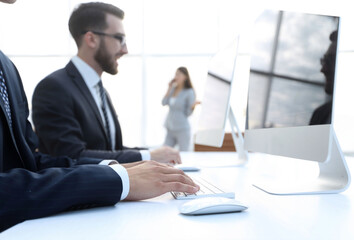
[
  {"left": 121, "top": 161, "right": 144, "bottom": 169},
  {"left": 125, "top": 161, "right": 199, "bottom": 201},
  {"left": 150, "top": 146, "right": 181, "bottom": 164}
]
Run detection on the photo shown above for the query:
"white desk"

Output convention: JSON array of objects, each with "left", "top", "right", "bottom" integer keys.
[{"left": 1, "top": 152, "right": 354, "bottom": 240}]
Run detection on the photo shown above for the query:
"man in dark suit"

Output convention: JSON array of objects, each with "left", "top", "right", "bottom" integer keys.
[
  {"left": 32, "top": 2, "right": 181, "bottom": 165},
  {"left": 0, "top": 0, "right": 198, "bottom": 232}
]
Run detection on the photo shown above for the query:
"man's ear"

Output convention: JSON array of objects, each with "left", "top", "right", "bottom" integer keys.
[{"left": 83, "top": 31, "right": 99, "bottom": 49}]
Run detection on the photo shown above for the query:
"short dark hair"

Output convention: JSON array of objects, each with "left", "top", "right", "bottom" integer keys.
[{"left": 69, "top": 2, "right": 124, "bottom": 47}]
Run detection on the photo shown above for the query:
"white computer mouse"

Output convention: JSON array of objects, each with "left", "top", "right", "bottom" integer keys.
[
  {"left": 175, "top": 164, "right": 200, "bottom": 172},
  {"left": 179, "top": 197, "right": 248, "bottom": 215}
]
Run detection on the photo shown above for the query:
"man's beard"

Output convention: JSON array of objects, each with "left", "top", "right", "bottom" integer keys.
[{"left": 94, "top": 41, "right": 118, "bottom": 75}]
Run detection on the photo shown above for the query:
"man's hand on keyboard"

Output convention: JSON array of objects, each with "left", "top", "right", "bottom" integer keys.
[
  {"left": 150, "top": 146, "right": 182, "bottom": 164},
  {"left": 125, "top": 161, "right": 200, "bottom": 201}
]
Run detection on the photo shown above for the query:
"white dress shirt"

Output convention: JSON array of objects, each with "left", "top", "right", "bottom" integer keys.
[
  {"left": 71, "top": 56, "right": 150, "bottom": 161},
  {"left": 99, "top": 160, "right": 129, "bottom": 200},
  {"left": 71, "top": 57, "right": 132, "bottom": 200},
  {"left": 71, "top": 56, "right": 116, "bottom": 150},
  {"left": 71, "top": 56, "right": 154, "bottom": 200}
]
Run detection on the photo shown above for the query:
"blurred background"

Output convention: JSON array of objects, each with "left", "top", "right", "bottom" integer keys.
[{"left": 1, "top": 0, "right": 354, "bottom": 154}]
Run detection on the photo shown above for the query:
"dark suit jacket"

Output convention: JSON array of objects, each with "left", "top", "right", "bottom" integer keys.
[
  {"left": 309, "top": 101, "right": 332, "bottom": 125},
  {"left": 32, "top": 61, "right": 143, "bottom": 163},
  {"left": 0, "top": 51, "right": 123, "bottom": 232}
]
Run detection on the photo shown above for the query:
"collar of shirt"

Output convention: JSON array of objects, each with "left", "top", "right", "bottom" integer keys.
[
  {"left": 70, "top": 56, "right": 146, "bottom": 159},
  {"left": 70, "top": 56, "right": 117, "bottom": 150},
  {"left": 71, "top": 56, "right": 101, "bottom": 90}
]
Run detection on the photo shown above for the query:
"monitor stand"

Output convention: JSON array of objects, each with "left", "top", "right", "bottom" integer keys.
[
  {"left": 253, "top": 131, "right": 351, "bottom": 195},
  {"left": 228, "top": 107, "right": 248, "bottom": 163}
]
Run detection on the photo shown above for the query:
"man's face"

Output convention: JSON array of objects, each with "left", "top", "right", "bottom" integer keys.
[
  {"left": 94, "top": 14, "right": 128, "bottom": 75},
  {"left": 320, "top": 42, "right": 336, "bottom": 95},
  {"left": 0, "top": 0, "right": 16, "bottom": 3}
]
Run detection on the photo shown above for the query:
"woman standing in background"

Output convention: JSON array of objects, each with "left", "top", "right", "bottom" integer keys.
[{"left": 162, "top": 67, "right": 200, "bottom": 151}]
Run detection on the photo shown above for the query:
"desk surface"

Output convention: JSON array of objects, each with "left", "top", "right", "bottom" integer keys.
[{"left": 1, "top": 152, "right": 354, "bottom": 240}]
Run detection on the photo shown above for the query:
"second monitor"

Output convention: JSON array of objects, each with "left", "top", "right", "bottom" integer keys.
[
  {"left": 195, "top": 37, "right": 248, "bottom": 161},
  {"left": 244, "top": 9, "right": 350, "bottom": 194}
]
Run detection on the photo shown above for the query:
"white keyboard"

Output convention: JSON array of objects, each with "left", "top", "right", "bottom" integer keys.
[{"left": 171, "top": 176, "right": 235, "bottom": 200}]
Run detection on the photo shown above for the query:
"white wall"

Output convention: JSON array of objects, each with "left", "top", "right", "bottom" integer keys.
[{"left": 1, "top": 0, "right": 354, "bottom": 153}]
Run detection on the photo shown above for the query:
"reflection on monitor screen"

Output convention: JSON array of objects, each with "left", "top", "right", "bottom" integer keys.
[
  {"left": 248, "top": 10, "right": 339, "bottom": 129},
  {"left": 195, "top": 39, "right": 239, "bottom": 148},
  {"left": 244, "top": 9, "right": 350, "bottom": 195},
  {"left": 197, "top": 74, "right": 231, "bottom": 131}
]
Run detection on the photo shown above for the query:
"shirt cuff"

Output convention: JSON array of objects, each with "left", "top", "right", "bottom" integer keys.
[
  {"left": 107, "top": 164, "right": 130, "bottom": 201},
  {"left": 140, "top": 150, "right": 151, "bottom": 161},
  {"left": 99, "top": 160, "right": 118, "bottom": 165}
]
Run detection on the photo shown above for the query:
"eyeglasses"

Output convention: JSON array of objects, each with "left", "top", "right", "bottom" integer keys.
[{"left": 82, "top": 30, "right": 126, "bottom": 46}]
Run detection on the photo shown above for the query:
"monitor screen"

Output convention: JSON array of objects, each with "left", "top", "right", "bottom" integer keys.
[
  {"left": 195, "top": 39, "right": 239, "bottom": 147},
  {"left": 244, "top": 10, "right": 350, "bottom": 195},
  {"left": 247, "top": 10, "right": 339, "bottom": 129},
  {"left": 197, "top": 73, "right": 231, "bottom": 131}
]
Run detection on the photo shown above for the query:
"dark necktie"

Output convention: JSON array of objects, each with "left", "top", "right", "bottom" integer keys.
[
  {"left": 98, "top": 81, "right": 112, "bottom": 150},
  {"left": 0, "top": 69, "right": 12, "bottom": 128}
]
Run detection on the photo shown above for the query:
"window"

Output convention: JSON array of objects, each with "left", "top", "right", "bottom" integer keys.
[{"left": 1, "top": 0, "right": 354, "bottom": 152}]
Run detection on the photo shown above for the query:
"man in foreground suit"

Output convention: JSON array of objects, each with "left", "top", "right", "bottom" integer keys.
[
  {"left": 32, "top": 2, "right": 180, "bottom": 165},
  {"left": 0, "top": 0, "right": 199, "bottom": 232}
]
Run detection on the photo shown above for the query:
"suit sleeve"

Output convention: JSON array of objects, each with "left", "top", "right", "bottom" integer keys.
[
  {"left": 79, "top": 149, "right": 143, "bottom": 164},
  {"left": 23, "top": 110, "right": 103, "bottom": 168},
  {"left": 0, "top": 164, "right": 122, "bottom": 232},
  {"left": 32, "top": 77, "right": 142, "bottom": 164},
  {"left": 162, "top": 87, "right": 175, "bottom": 106}
]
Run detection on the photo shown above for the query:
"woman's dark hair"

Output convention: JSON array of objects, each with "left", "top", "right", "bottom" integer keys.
[
  {"left": 68, "top": 2, "right": 124, "bottom": 47},
  {"left": 177, "top": 67, "right": 194, "bottom": 89}
]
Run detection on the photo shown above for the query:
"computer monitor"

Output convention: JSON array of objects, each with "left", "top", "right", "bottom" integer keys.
[
  {"left": 195, "top": 38, "right": 248, "bottom": 161},
  {"left": 244, "top": 9, "right": 351, "bottom": 194}
]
